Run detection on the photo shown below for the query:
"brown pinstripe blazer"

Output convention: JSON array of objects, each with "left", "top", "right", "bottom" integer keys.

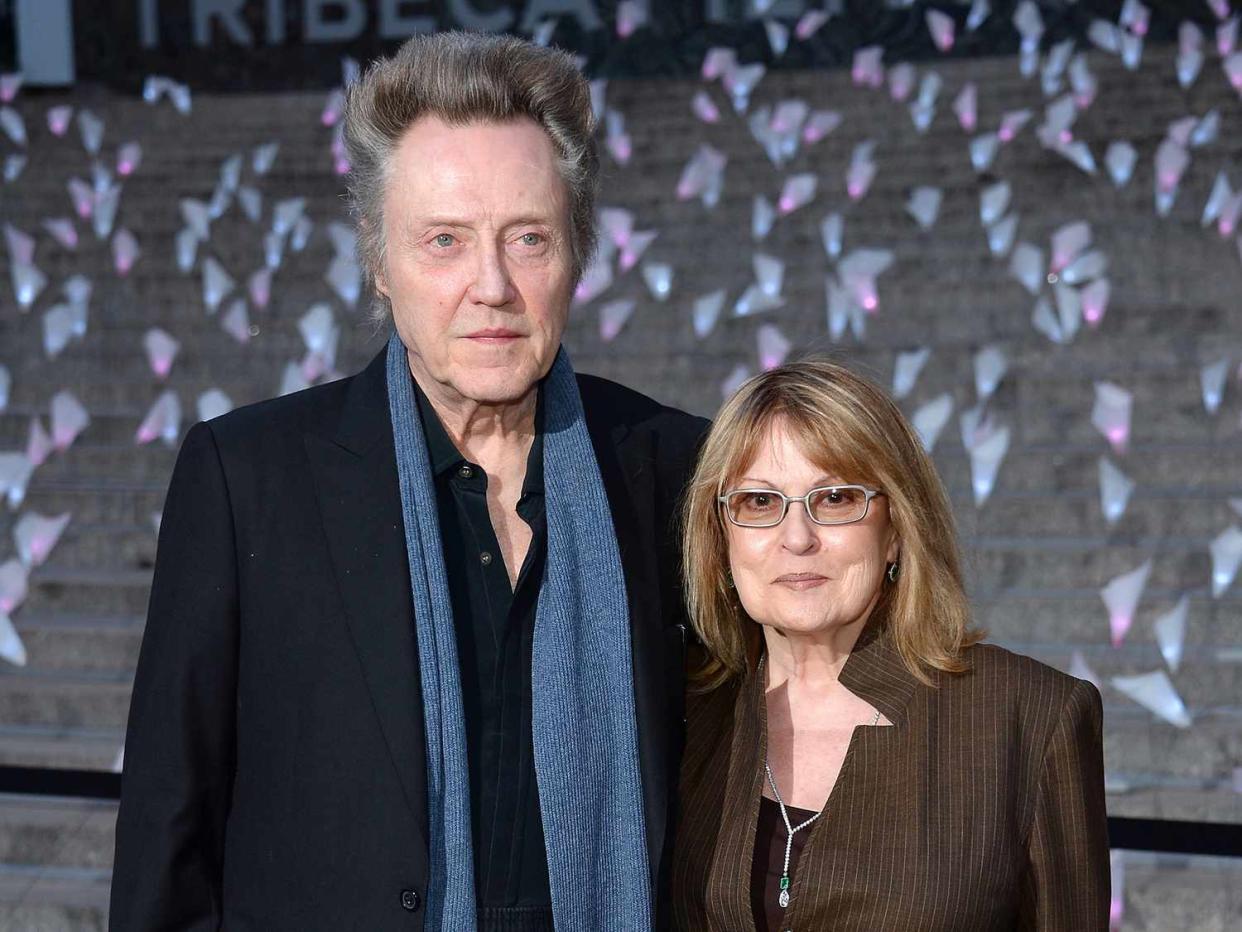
[{"left": 671, "top": 624, "right": 1110, "bottom": 931}]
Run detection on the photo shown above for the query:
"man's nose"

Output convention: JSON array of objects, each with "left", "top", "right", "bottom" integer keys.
[{"left": 469, "top": 242, "right": 517, "bottom": 307}]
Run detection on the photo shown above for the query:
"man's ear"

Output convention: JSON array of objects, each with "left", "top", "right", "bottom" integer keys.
[{"left": 360, "top": 218, "right": 388, "bottom": 297}]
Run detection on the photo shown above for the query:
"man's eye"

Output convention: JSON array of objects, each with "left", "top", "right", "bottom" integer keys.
[
  {"left": 432, "top": 233, "right": 455, "bottom": 248},
  {"left": 519, "top": 232, "right": 544, "bottom": 247}
]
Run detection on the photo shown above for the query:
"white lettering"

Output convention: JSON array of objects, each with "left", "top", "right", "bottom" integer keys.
[
  {"left": 193, "top": 0, "right": 254, "bottom": 45},
  {"left": 706, "top": 0, "right": 812, "bottom": 23},
  {"left": 519, "top": 0, "right": 602, "bottom": 33},
  {"left": 378, "top": 0, "right": 435, "bottom": 38},
  {"left": 304, "top": 0, "right": 366, "bottom": 42},
  {"left": 138, "top": 0, "right": 160, "bottom": 47},
  {"left": 448, "top": 0, "right": 514, "bottom": 32},
  {"left": 266, "top": 0, "right": 286, "bottom": 43}
]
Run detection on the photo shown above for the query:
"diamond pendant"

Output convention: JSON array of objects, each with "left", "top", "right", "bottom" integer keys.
[{"left": 778, "top": 889, "right": 790, "bottom": 908}]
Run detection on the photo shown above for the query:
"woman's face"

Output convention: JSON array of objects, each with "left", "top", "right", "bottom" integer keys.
[{"left": 725, "top": 420, "right": 899, "bottom": 639}]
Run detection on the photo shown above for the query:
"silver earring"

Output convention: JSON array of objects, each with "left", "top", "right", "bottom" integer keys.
[{"left": 886, "top": 562, "right": 899, "bottom": 583}]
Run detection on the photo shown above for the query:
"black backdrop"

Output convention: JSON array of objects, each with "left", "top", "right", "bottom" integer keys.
[{"left": 68, "top": 0, "right": 1204, "bottom": 92}]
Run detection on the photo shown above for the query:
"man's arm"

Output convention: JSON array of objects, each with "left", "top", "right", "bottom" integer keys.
[{"left": 110, "top": 421, "right": 240, "bottom": 931}]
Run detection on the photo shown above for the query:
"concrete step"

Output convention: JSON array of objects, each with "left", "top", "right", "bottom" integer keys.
[
  {"left": 12, "top": 487, "right": 166, "bottom": 528},
  {"left": 0, "top": 796, "right": 115, "bottom": 872},
  {"left": 17, "top": 568, "right": 151, "bottom": 618},
  {"left": 8, "top": 614, "right": 144, "bottom": 676},
  {"left": 0, "top": 724, "right": 124, "bottom": 771},
  {"left": 0, "top": 672, "right": 132, "bottom": 731}
]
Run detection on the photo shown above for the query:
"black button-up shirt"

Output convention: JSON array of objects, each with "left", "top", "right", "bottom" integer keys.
[{"left": 413, "top": 379, "right": 552, "bottom": 913}]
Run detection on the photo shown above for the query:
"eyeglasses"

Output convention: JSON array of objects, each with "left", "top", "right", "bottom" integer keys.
[{"left": 717, "top": 484, "right": 882, "bottom": 528}]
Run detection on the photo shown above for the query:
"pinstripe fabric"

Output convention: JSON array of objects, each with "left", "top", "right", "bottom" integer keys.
[{"left": 671, "top": 624, "right": 1110, "bottom": 931}]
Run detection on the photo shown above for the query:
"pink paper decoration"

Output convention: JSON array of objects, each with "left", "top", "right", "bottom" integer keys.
[
  {"left": 117, "top": 141, "right": 142, "bottom": 176},
  {"left": 67, "top": 178, "right": 94, "bottom": 219},
  {"left": 249, "top": 268, "right": 272, "bottom": 309},
  {"left": 802, "top": 110, "right": 841, "bottom": 145},
  {"left": 0, "top": 73, "right": 22, "bottom": 103},
  {"left": 846, "top": 142, "right": 877, "bottom": 200},
  {"left": 26, "top": 418, "right": 52, "bottom": 467},
  {"left": 953, "top": 83, "right": 977, "bottom": 132},
  {"left": 691, "top": 90, "right": 719, "bottom": 124},
  {"left": 795, "top": 11, "right": 830, "bottom": 41},
  {"left": 619, "top": 230, "right": 657, "bottom": 272},
  {"left": 135, "top": 391, "right": 182, "bottom": 446},
  {"left": 757, "top": 324, "right": 791, "bottom": 370},
  {"left": 778, "top": 174, "right": 816, "bottom": 215},
  {"left": 112, "top": 229, "right": 140, "bottom": 275},
  {"left": 42, "top": 218, "right": 77, "bottom": 250},
  {"left": 888, "top": 63, "right": 915, "bottom": 101},
  {"left": 144, "top": 328, "right": 180, "bottom": 379},
  {"left": 51, "top": 390, "right": 90, "bottom": 451},
  {"left": 998, "top": 109, "right": 1031, "bottom": 142},
  {"left": 599, "top": 299, "right": 636, "bottom": 342},
  {"left": 1081, "top": 279, "right": 1111, "bottom": 327},
  {"left": 851, "top": 46, "right": 884, "bottom": 88},
  {"left": 46, "top": 105, "right": 73, "bottom": 136},
  {"left": 616, "top": 1, "right": 647, "bottom": 38},
  {"left": 15, "top": 512, "right": 71, "bottom": 567},
  {"left": 221, "top": 299, "right": 252, "bottom": 344},
  {"left": 321, "top": 88, "right": 345, "bottom": 126},
  {"left": 1091, "top": 382, "right": 1132, "bottom": 454},
  {"left": 926, "top": 9, "right": 956, "bottom": 52}
]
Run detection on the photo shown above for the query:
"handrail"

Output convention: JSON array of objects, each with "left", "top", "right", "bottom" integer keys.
[{"left": 1, "top": 765, "right": 1240, "bottom": 857}]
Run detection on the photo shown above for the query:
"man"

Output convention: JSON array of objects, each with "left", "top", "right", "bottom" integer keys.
[{"left": 111, "top": 32, "right": 707, "bottom": 932}]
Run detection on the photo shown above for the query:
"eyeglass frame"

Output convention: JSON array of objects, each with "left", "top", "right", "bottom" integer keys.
[{"left": 716, "top": 484, "right": 883, "bottom": 528}]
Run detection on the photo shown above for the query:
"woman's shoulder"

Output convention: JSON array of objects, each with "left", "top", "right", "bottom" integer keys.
[{"left": 951, "top": 641, "right": 1102, "bottom": 723}]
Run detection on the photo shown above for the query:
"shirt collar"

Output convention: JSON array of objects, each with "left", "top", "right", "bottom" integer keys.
[{"left": 410, "top": 374, "right": 545, "bottom": 499}]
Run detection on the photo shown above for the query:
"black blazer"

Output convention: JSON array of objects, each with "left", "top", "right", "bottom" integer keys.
[{"left": 110, "top": 347, "right": 708, "bottom": 931}]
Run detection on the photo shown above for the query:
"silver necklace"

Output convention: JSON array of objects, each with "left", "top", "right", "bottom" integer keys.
[{"left": 763, "top": 706, "right": 881, "bottom": 910}]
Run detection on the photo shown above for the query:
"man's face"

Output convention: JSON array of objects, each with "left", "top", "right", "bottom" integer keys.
[{"left": 376, "top": 115, "right": 575, "bottom": 407}]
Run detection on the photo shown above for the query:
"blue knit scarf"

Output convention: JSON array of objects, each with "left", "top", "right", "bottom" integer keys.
[{"left": 385, "top": 332, "right": 653, "bottom": 930}]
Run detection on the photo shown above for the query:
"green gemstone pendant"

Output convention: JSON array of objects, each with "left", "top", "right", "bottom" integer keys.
[{"left": 778, "top": 875, "right": 791, "bottom": 908}]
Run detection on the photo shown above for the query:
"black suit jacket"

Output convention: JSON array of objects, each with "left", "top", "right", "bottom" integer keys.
[{"left": 110, "top": 348, "right": 709, "bottom": 931}]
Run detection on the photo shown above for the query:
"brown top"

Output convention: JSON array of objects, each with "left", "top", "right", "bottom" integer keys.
[{"left": 672, "top": 625, "right": 1111, "bottom": 931}]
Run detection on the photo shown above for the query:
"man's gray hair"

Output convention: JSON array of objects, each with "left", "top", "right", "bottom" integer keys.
[{"left": 343, "top": 31, "right": 600, "bottom": 322}]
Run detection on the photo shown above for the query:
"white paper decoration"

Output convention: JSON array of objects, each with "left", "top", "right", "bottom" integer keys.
[
  {"left": 892, "top": 348, "right": 931, "bottom": 400},
  {"left": 1112, "top": 670, "right": 1192, "bottom": 728},
  {"left": 1100, "top": 559, "right": 1151, "bottom": 646},
  {"left": 14, "top": 512, "right": 71, "bottom": 567},
  {"left": 1153, "top": 595, "right": 1189, "bottom": 673}
]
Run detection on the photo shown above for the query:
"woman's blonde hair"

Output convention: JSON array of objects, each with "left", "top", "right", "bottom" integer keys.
[{"left": 681, "top": 356, "right": 982, "bottom": 690}]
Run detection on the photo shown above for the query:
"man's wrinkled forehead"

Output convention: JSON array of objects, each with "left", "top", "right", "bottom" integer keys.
[{"left": 383, "top": 115, "right": 569, "bottom": 218}]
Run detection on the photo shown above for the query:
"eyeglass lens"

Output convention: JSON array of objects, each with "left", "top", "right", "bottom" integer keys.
[{"left": 725, "top": 487, "right": 869, "bottom": 526}]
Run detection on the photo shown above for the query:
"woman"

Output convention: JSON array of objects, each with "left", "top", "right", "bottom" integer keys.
[{"left": 672, "top": 358, "right": 1109, "bottom": 931}]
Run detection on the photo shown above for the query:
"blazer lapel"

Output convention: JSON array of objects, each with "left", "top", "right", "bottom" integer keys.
[
  {"left": 838, "top": 620, "right": 921, "bottom": 729},
  {"left": 304, "top": 349, "right": 428, "bottom": 849}
]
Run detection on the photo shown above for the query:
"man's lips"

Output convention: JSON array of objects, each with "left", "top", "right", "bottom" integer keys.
[{"left": 464, "top": 329, "right": 524, "bottom": 342}]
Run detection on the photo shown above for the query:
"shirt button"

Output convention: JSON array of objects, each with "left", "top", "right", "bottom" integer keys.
[
  {"left": 480, "top": 551, "right": 493, "bottom": 566},
  {"left": 400, "top": 889, "right": 420, "bottom": 911},
  {"left": 457, "top": 465, "right": 474, "bottom": 479}
]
